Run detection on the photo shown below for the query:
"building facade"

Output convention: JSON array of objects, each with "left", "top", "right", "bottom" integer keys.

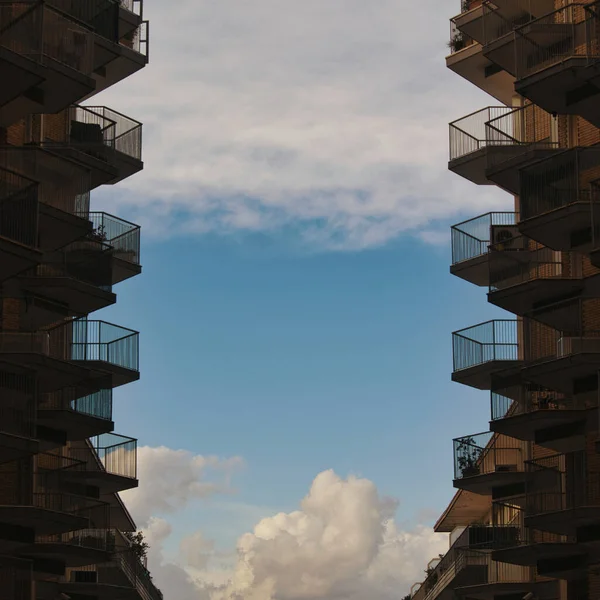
[
  {"left": 411, "top": 1, "right": 600, "bottom": 600},
  {"left": 0, "top": 1, "right": 160, "bottom": 598}
]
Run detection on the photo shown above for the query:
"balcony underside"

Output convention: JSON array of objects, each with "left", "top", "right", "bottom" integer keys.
[
  {"left": 39, "top": 203, "right": 93, "bottom": 253},
  {"left": 0, "top": 237, "right": 41, "bottom": 283},
  {"left": 0, "top": 507, "right": 87, "bottom": 536},
  {"left": 526, "top": 508, "right": 600, "bottom": 537},
  {"left": 490, "top": 409, "right": 590, "bottom": 452},
  {"left": 0, "top": 432, "right": 39, "bottom": 464},
  {"left": 492, "top": 542, "right": 584, "bottom": 567},
  {"left": 453, "top": 6, "right": 484, "bottom": 44},
  {"left": 0, "top": 354, "right": 97, "bottom": 394},
  {"left": 521, "top": 354, "right": 600, "bottom": 395},
  {"left": 453, "top": 470, "right": 525, "bottom": 496},
  {"left": 452, "top": 360, "right": 523, "bottom": 391},
  {"left": 446, "top": 43, "right": 515, "bottom": 106},
  {"left": 485, "top": 146, "right": 562, "bottom": 195},
  {"left": 20, "top": 542, "right": 109, "bottom": 568},
  {"left": 112, "top": 256, "right": 142, "bottom": 285},
  {"left": 455, "top": 579, "right": 552, "bottom": 600},
  {"left": 0, "top": 47, "right": 95, "bottom": 128},
  {"left": 18, "top": 275, "right": 116, "bottom": 317},
  {"left": 518, "top": 202, "right": 594, "bottom": 252},
  {"left": 450, "top": 254, "right": 491, "bottom": 287},
  {"left": 37, "top": 409, "right": 114, "bottom": 442},
  {"left": 48, "top": 146, "right": 119, "bottom": 190},
  {"left": 516, "top": 58, "right": 600, "bottom": 128},
  {"left": 89, "top": 37, "right": 147, "bottom": 97},
  {"left": 62, "top": 471, "right": 138, "bottom": 495},
  {"left": 119, "top": 5, "right": 143, "bottom": 38},
  {"left": 488, "top": 278, "right": 587, "bottom": 320},
  {"left": 64, "top": 246, "right": 141, "bottom": 287},
  {"left": 60, "top": 581, "right": 137, "bottom": 600},
  {"left": 71, "top": 360, "right": 139, "bottom": 389}
]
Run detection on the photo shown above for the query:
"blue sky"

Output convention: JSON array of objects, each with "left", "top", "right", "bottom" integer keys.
[{"left": 85, "top": 0, "right": 518, "bottom": 596}]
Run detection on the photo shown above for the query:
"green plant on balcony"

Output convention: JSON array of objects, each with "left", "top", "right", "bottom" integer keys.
[
  {"left": 448, "top": 31, "right": 468, "bottom": 53},
  {"left": 401, "top": 595, "right": 412, "bottom": 600},
  {"left": 461, "top": 0, "right": 470, "bottom": 12},
  {"left": 125, "top": 530, "right": 149, "bottom": 562},
  {"left": 457, "top": 437, "right": 482, "bottom": 478},
  {"left": 424, "top": 566, "right": 439, "bottom": 592}
]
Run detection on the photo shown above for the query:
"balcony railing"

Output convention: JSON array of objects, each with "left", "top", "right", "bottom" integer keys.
[
  {"left": 45, "top": 0, "right": 120, "bottom": 42},
  {"left": 454, "top": 431, "right": 523, "bottom": 480},
  {"left": 0, "top": 557, "right": 32, "bottom": 600},
  {"left": 449, "top": 17, "right": 477, "bottom": 53},
  {"left": 28, "top": 254, "right": 113, "bottom": 292},
  {"left": 513, "top": 3, "right": 600, "bottom": 80},
  {"left": 71, "top": 433, "right": 137, "bottom": 479},
  {"left": 66, "top": 105, "right": 143, "bottom": 161},
  {"left": 0, "top": 2, "right": 94, "bottom": 74},
  {"left": 121, "top": 18, "right": 149, "bottom": 56},
  {"left": 38, "top": 527, "right": 113, "bottom": 551},
  {"left": 488, "top": 239, "right": 565, "bottom": 292},
  {"left": 40, "top": 387, "right": 113, "bottom": 422},
  {"left": 451, "top": 212, "right": 516, "bottom": 265},
  {"left": 89, "top": 212, "right": 141, "bottom": 265},
  {"left": 0, "top": 319, "right": 139, "bottom": 373},
  {"left": 452, "top": 320, "right": 520, "bottom": 372},
  {"left": 119, "top": 0, "right": 143, "bottom": 16},
  {"left": 491, "top": 383, "right": 585, "bottom": 421},
  {"left": 482, "top": 0, "right": 542, "bottom": 47},
  {"left": 0, "top": 167, "right": 38, "bottom": 248},
  {"left": 526, "top": 452, "right": 600, "bottom": 516},
  {"left": 0, "top": 147, "right": 91, "bottom": 218}
]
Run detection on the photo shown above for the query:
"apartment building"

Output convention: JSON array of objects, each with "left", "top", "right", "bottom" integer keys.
[
  {"left": 0, "top": 1, "right": 161, "bottom": 598},
  {"left": 410, "top": 1, "right": 600, "bottom": 600}
]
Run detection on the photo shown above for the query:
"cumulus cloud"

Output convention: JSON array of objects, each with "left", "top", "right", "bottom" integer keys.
[
  {"left": 93, "top": 0, "right": 510, "bottom": 250},
  {"left": 142, "top": 467, "right": 448, "bottom": 600},
  {"left": 122, "top": 446, "right": 244, "bottom": 525}
]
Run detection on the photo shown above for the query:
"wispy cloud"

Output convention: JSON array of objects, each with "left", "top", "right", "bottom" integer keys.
[{"left": 92, "top": 0, "right": 510, "bottom": 250}]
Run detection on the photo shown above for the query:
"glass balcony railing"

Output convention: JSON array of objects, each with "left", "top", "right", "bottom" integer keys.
[
  {"left": 451, "top": 212, "right": 516, "bottom": 266},
  {"left": 0, "top": 2, "right": 94, "bottom": 74},
  {"left": 454, "top": 431, "right": 524, "bottom": 480},
  {"left": 452, "top": 320, "right": 520, "bottom": 372}
]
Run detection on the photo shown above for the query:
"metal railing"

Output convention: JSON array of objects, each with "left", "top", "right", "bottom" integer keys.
[
  {"left": 482, "top": 0, "right": 543, "bottom": 47},
  {"left": 70, "top": 433, "right": 137, "bottom": 479},
  {"left": 452, "top": 320, "right": 520, "bottom": 372},
  {"left": 89, "top": 211, "right": 141, "bottom": 265},
  {"left": 119, "top": 0, "right": 143, "bottom": 16},
  {"left": 450, "top": 107, "right": 513, "bottom": 160},
  {"left": 46, "top": 0, "right": 120, "bottom": 42},
  {"left": 0, "top": 369, "right": 36, "bottom": 439},
  {"left": 449, "top": 17, "right": 477, "bottom": 53},
  {"left": 121, "top": 18, "right": 149, "bottom": 56},
  {"left": 488, "top": 239, "right": 565, "bottom": 292},
  {"left": 525, "top": 452, "right": 600, "bottom": 517},
  {"left": 513, "top": 3, "right": 600, "bottom": 80},
  {"left": 39, "top": 527, "right": 113, "bottom": 551},
  {"left": 451, "top": 212, "right": 516, "bottom": 265},
  {"left": 490, "top": 382, "right": 585, "bottom": 421},
  {"left": 29, "top": 253, "right": 113, "bottom": 292},
  {"left": 0, "top": 146, "right": 91, "bottom": 218},
  {"left": 0, "top": 557, "right": 32, "bottom": 600},
  {"left": 0, "top": 2, "right": 94, "bottom": 74},
  {"left": 40, "top": 387, "right": 113, "bottom": 422},
  {"left": 0, "top": 167, "right": 38, "bottom": 248},
  {"left": 454, "top": 431, "right": 524, "bottom": 480},
  {"left": 0, "top": 319, "right": 139, "bottom": 373}
]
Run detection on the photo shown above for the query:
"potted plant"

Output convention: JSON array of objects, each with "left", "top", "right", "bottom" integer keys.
[
  {"left": 457, "top": 437, "right": 482, "bottom": 478},
  {"left": 448, "top": 31, "right": 468, "bottom": 53}
]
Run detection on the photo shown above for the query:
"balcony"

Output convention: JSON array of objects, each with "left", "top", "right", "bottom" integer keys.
[
  {"left": 0, "top": 558, "right": 32, "bottom": 600},
  {"left": 43, "top": 105, "right": 143, "bottom": 186},
  {"left": 451, "top": 212, "right": 518, "bottom": 286},
  {"left": 449, "top": 104, "right": 561, "bottom": 190},
  {"left": 0, "top": 2, "right": 96, "bottom": 127},
  {"left": 38, "top": 387, "right": 114, "bottom": 442},
  {"left": 446, "top": 28, "right": 515, "bottom": 105},
  {"left": 453, "top": 431, "right": 525, "bottom": 496},
  {"left": 64, "top": 530, "right": 163, "bottom": 600},
  {"left": 512, "top": 4, "right": 600, "bottom": 127},
  {"left": 452, "top": 320, "right": 523, "bottom": 390},
  {"left": 0, "top": 146, "right": 92, "bottom": 250},
  {"left": 0, "top": 167, "right": 41, "bottom": 282},
  {"left": 0, "top": 369, "right": 38, "bottom": 463},
  {"left": 25, "top": 528, "right": 112, "bottom": 569},
  {"left": 487, "top": 241, "right": 600, "bottom": 318},
  {"left": 518, "top": 146, "right": 600, "bottom": 252},
  {"left": 64, "top": 434, "right": 138, "bottom": 495},
  {"left": 0, "top": 318, "right": 139, "bottom": 393},
  {"left": 521, "top": 298, "right": 600, "bottom": 394},
  {"left": 451, "top": 3, "right": 485, "bottom": 46},
  {"left": 481, "top": 0, "right": 557, "bottom": 76},
  {"left": 490, "top": 382, "right": 592, "bottom": 453},
  {"left": 17, "top": 251, "right": 117, "bottom": 322},
  {"left": 491, "top": 499, "right": 590, "bottom": 579}
]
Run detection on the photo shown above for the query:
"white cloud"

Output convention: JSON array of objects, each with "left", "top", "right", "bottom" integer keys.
[
  {"left": 92, "top": 0, "right": 511, "bottom": 250},
  {"left": 121, "top": 446, "right": 244, "bottom": 525},
  {"left": 140, "top": 467, "right": 448, "bottom": 600}
]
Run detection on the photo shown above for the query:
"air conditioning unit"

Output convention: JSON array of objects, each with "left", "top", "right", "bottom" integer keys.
[
  {"left": 490, "top": 225, "right": 526, "bottom": 250},
  {"left": 557, "top": 337, "right": 600, "bottom": 356}
]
